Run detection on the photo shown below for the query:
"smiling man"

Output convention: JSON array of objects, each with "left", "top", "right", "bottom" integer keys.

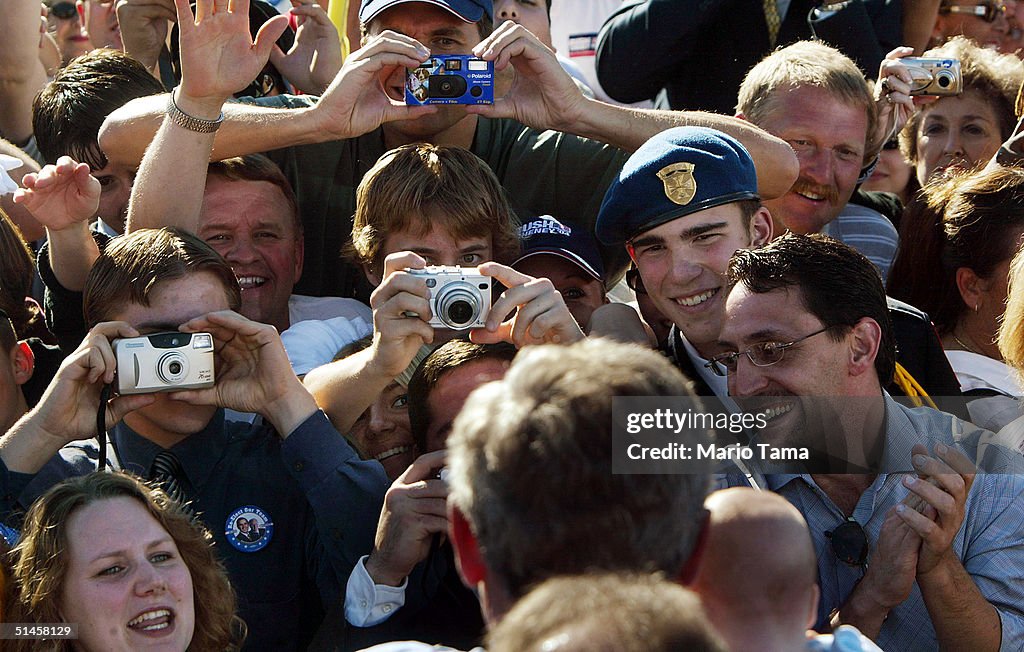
[
  {"left": 595, "top": 126, "right": 772, "bottom": 399},
  {"left": 736, "top": 40, "right": 900, "bottom": 281},
  {"left": 716, "top": 233, "right": 1024, "bottom": 650}
]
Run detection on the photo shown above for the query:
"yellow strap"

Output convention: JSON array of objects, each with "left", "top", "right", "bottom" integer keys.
[{"left": 893, "top": 362, "right": 938, "bottom": 410}]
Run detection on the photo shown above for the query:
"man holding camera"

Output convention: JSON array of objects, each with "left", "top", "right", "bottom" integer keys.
[
  {"left": 0, "top": 229, "right": 389, "bottom": 651},
  {"left": 97, "top": 0, "right": 799, "bottom": 300}
]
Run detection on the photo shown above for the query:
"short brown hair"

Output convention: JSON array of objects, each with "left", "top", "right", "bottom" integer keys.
[
  {"left": 447, "top": 339, "right": 710, "bottom": 599},
  {"left": 83, "top": 228, "right": 241, "bottom": 327},
  {"left": 207, "top": 154, "right": 301, "bottom": 233},
  {"left": 737, "top": 40, "right": 876, "bottom": 165},
  {"left": 901, "top": 37, "right": 1023, "bottom": 166},
  {"left": 487, "top": 574, "right": 725, "bottom": 652},
  {"left": 0, "top": 210, "right": 37, "bottom": 338},
  {"left": 348, "top": 144, "right": 520, "bottom": 272},
  {"left": 10, "top": 472, "right": 242, "bottom": 652}
]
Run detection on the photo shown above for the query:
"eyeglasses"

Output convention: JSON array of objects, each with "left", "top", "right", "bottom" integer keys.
[
  {"left": 237, "top": 67, "right": 285, "bottom": 99},
  {"left": 625, "top": 266, "right": 647, "bottom": 295},
  {"left": 941, "top": 2, "right": 1006, "bottom": 23},
  {"left": 882, "top": 138, "right": 900, "bottom": 151},
  {"left": 704, "top": 326, "right": 833, "bottom": 377},
  {"left": 48, "top": 1, "right": 77, "bottom": 19},
  {"left": 826, "top": 517, "right": 868, "bottom": 567}
]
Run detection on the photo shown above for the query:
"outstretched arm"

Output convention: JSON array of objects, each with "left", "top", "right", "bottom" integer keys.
[
  {"left": 0, "top": 0, "right": 50, "bottom": 145},
  {"left": 468, "top": 22, "right": 799, "bottom": 200},
  {"left": 126, "top": 0, "right": 287, "bottom": 233}
]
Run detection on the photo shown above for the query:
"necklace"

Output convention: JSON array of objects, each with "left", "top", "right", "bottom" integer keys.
[{"left": 952, "top": 332, "right": 982, "bottom": 356}]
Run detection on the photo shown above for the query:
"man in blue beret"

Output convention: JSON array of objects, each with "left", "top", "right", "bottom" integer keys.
[{"left": 596, "top": 126, "right": 773, "bottom": 399}]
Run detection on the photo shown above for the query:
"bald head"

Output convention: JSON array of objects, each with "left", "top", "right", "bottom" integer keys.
[{"left": 692, "top": 488, "right": 819, "bottom": 650}]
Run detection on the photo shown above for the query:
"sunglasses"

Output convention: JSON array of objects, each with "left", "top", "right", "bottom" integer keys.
[
  {"left": 941, "top": 2, "right": 1006, "bottom": 23},
  {"left": 882, "top": 138, "right": 900, "bottom": 151},
  {"left": 48, "top": 1, "right": 77, "bottom": 19},
  {"left": 826, "top": 517, "right": 868, "bottom": 567}
]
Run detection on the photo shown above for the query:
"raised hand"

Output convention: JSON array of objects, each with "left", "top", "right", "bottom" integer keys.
[
  {"left": 310, "top": 30, "right": 437, "bottom": 141},
  {"left": 172, "top": 0, "right": 288, "bottom": 111},
  {"left": 14, "top": 156, "right": 101, "bottom": 232},
  {"left": 116, "top": 0, "right": 178, "bottom": 72},
  {"left": 173, "top": 310, "right": 317, "bottom": 436},
  {"left": 269, "top": 0, "right": 342, "bottom": 95},
  {"left": 367, "top": 251, "right": 435, "bottom": 378},
  {"left": 466, "top": 20, "right": 586, "bottom": 133}
]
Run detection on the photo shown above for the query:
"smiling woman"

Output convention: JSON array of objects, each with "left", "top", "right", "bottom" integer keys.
[{"left": 8, "top": 473, "right": 241, "bottom": 652}]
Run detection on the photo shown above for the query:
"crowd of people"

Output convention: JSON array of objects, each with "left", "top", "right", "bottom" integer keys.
[{"left": 2, "top": 0, "right": 1024, "bottom": 649}]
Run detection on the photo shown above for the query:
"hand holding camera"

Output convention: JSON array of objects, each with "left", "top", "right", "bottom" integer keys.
[
  {"left": 15, "top": 322, "right": 157, "bottom": 457},
  {"left": 170, "top": 310, "right": 318, "bottom": 437}
]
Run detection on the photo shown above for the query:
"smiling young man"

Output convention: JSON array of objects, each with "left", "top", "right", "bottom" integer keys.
[
  {"left": 595, "top": 126, "right": 772, "bottom": 399},
  {"left": 98, "top": 0, "right": 798, "bottom": 300}
]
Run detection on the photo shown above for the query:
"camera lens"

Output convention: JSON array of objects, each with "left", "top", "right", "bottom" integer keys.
[
  {"left": 447, "top": 300, "right": 474, "bottom": 325},
  {"left": 937, "top": 73, "right": 951, "bottom": 88},
  {"left": 157, "top": 352, "right": 189, "bottom": 384},
  {"left": 436, "top": 283, "right": 481, "bottom": 329},
  {"left": 440, "top": 80, "right": 454, "bottom": 93}
]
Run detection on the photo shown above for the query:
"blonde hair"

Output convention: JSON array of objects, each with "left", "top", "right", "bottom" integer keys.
[
  {"left": 348, "top": 144, "right": 520, "bottom": 272},
  {"left": 999, "top": 246, "right": 1024, "bottom": 376},
  {"left": 737, "top": 40, "right": 876, "bottom": 164}
]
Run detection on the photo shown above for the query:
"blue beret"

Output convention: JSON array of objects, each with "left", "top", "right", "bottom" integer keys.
[{"left": 596, "top": 126, "right": 760, "bottom": 245}]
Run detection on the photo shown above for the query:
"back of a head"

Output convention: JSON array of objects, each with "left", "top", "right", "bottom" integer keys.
[
  {"left": 0, "top": 210, "right": 36, "bottom": 338},
  {"left": 736, "top": 40, "right": 875, "bottom": 150},
  {"left": 728, "top": 233, "right": 896, "bottom": 384},
  {"left": 692, "top": 488, "right": 818, "bottom": 638},
  {"left": 83, "top": 227, "right": 241, "bottom": 327},
  {"left": 446, "top": 338, "right": 710, "bottom": 599},
  {"left": 33, "top": 49, "right": 166, "bottom": 167},
  {"left": 486, "top": 573, "right": 726, "bottom": 652},
  {"left": 349, "top": 143, "right": 520, "bottom": 272}
]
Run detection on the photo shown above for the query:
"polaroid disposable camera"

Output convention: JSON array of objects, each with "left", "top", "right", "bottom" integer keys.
[
  {"left": 407, "top": 266, "right": 491, "bottom": 330},
  {"left": 898, "top": 57, "right": 962, "bottom": 96},
  {"left": 406, "top": 55, "right": 494, "bottom": 105},
  {"left": 112, "top": 332, "right": 215, "bottom": 395}
]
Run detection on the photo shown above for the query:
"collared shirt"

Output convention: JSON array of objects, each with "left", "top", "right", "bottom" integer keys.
[
  {"left": 0, "top": 410, "right": 388, "bottom": 652},
  {"left": 728, "top": 395, "right": 1024, "bottom": 650}
]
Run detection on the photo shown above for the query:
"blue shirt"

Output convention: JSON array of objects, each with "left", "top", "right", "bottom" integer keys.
[
  {"left": 729, "top": 395, "right": 1024, "bottom": 650},
  {"left": 0, "top": 410, "right": 388, "bottom": 651}
]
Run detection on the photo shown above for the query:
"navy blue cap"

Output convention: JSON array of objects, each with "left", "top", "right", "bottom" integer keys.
[
  {"left": 513, "top": 216, "right": 605, "bottom": 281},
  {"left": 359, "top": 0, "right": 492, "bottom": 24},
  {"left": 595, "top": 126, "right": 760, "bottom": 245}
]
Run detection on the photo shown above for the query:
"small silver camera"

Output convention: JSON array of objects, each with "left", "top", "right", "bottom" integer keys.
[
  {"left": 407, "top": 266, "right": 491, "bottom": 330},
  {"left": 898, "top": 57, "right": 962, "bottom": 96},
  {"left": 112, "top": 331, "right": 215, "bottom": 395}
]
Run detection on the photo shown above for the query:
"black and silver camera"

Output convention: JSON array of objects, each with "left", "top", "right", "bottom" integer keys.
[
  {"left": 112, "top": 332, "right": 215, "bottom": 395},
  {"left": 407, "top": 266, "right": 491, "bottom": 330},
  {"left": 405, "top": 54, "right": 494, "bottom": 105},
  {"left": 898, "top": 57, "right": 962, "bottom": 96}
]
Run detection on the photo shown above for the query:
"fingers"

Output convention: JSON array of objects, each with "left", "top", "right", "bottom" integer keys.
[
  {"left": 397, "top": 449, "right": 448, "bottom": 484},
  {"left": 106, "top": 393, "right": 157, "bottom": 425},
  {"left": 382, "top": 251, "right": 428, "bottom": 280},
  {"left": 253, "top": 13, "right": 289, "bottom": 59},
  {"left": 75, "top": 321, "right": 139, "bottom": 385}
]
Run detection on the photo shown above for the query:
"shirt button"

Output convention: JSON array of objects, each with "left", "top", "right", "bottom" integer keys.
[
  {"left": 293, "top": 461, "right": 304, "bottom": 472},
  {"left": 360, "top": 600, "right": 367, "bottom": 609},
  {"left": 383, "top": 605, "right": 392, "bottom": 613}
]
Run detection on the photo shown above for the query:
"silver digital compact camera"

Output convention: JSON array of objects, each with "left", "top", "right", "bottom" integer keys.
[
  {"left": 407, "top": 266, "right": 491, "bottom": 330},
  {"left": 898, "top": 57, "right": 962, "bottom": 96},
  {"left": 112, "top": 331, "right": 215, "bottom": 395}
]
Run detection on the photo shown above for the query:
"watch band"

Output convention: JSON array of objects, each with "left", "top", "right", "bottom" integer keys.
[{"left": 166, "top": 89, "right": 224, "bottom": 133}]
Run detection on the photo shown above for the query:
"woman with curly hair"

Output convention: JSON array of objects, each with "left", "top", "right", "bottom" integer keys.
[{"left": 9, "top": 472, "right": 243, "bottom": 651}]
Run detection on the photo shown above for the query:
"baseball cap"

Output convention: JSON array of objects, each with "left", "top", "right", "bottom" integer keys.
[
  {"left": 513, "top": 216, "right": 605, "bottom": 282},
  {"left": 359, "top": 0, "right": 493, "bottom": 24},
  {"left": 595, "top": 126, "right": 760, "bottom": 245}
]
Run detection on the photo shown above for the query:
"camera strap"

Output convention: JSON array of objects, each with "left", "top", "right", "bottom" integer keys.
[{"left": 96, "top": 384, "right": 123, "bottom": 473}]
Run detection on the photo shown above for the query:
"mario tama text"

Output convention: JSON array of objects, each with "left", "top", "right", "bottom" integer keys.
[{"left": 611, "top": 397, "right": 808, "bottom": 474}]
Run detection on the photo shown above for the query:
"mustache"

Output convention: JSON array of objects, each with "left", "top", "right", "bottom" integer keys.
[{"left": 790, "top": 178, "right": 840, "bottom": 204}]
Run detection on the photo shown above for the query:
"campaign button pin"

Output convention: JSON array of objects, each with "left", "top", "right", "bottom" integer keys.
[{"left": 225, "top": 506, "right": 273, "bottom": 552}]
